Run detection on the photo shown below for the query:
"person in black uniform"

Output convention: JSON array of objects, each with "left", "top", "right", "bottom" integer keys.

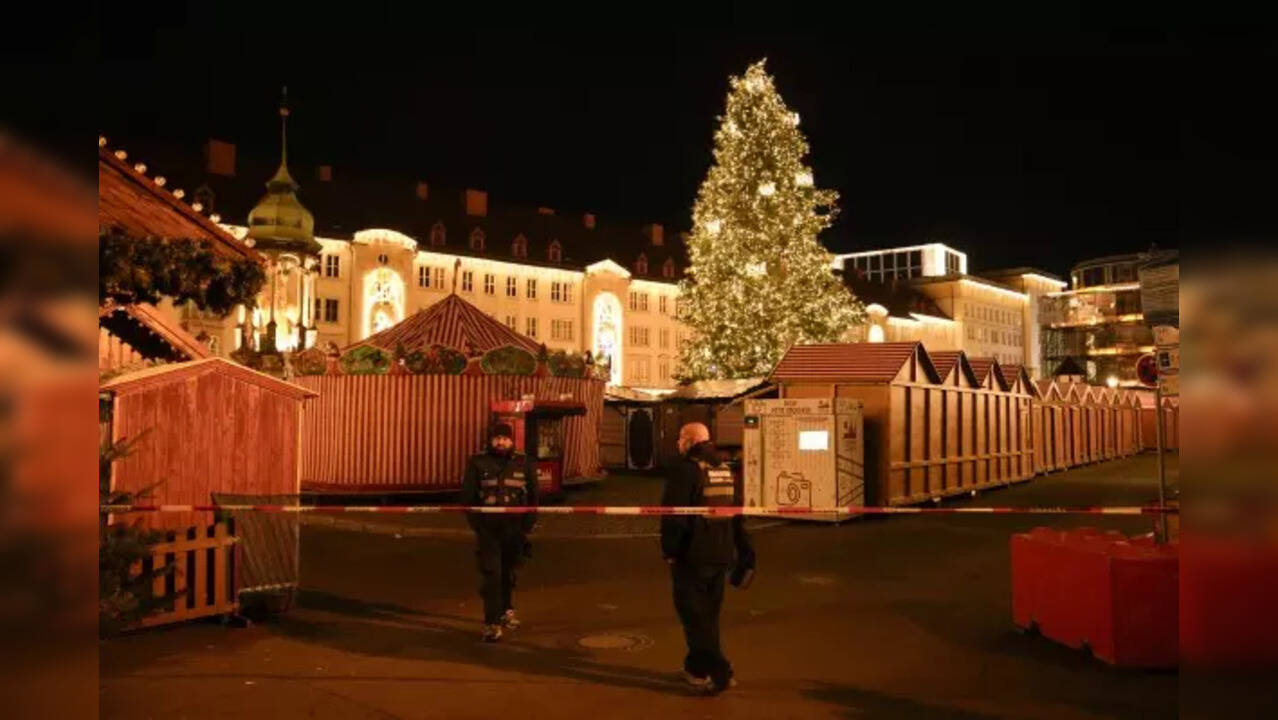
[
  {"left": 460, "top": 423, "right": 538, "bottom": 642},
  {"left": 661, "top": 422, "right": 755, "bottom": 694}
]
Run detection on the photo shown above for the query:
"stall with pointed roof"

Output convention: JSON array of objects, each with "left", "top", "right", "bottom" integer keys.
[
  {"left": 770, "top": 342, "right": 1030, "bottom": 505},
  {"left": 291, "top": 292, "right": 605, "bottom": 493}
]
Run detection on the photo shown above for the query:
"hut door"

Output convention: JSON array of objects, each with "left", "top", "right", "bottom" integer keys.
[{"left": 626, "top": 407, "right": 655, "bottom": 470}]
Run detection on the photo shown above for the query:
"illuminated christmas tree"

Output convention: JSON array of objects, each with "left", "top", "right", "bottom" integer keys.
[{"left": 677, "top": 59, "right": 864, "bottom": 380}]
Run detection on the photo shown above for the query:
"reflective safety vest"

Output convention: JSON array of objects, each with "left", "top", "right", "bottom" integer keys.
[
  {"left": 695, "top": 459, "right": 737, "bottom": 517},
  {"left": 477, "top": 454, "right": 530, "bottom": 506}
]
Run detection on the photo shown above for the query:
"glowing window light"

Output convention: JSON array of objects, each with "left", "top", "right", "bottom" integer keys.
[{"left": 868, "top": 324, "right": 885, "bottom": 343}]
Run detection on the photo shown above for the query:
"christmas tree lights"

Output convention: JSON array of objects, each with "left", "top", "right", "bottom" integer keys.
[{"left": 676, "top": 60, "right": 865, "bottom": 380}]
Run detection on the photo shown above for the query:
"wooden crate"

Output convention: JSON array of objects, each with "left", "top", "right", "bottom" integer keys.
[{"left": 131, "top": 522, "right": 238, "bottom": 629}]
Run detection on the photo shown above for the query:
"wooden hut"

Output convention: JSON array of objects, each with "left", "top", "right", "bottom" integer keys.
[
  {"left": 998, "top": 363, "right": 1039, "bottom": 484},
  {"left": 1033, "top": 379, "right": 1069, "bottom": 473},
  {"left": 294, "top": 293, "right": 606, "bottom": 493},
  {"left": 966, "top": 357, "right": 1014, "bottom": 487},
  {"left": 601, "top": 387, "right": 662, "bottom": 470},
  {"left": 1061, "top": 381, "right": 1088, "bottom": 467},
  {"left": 770, "top": 342, "right": 1029, "bottom": 506},
  {"left": 928, "top": 350, "right": 983, "bottom": 494}
]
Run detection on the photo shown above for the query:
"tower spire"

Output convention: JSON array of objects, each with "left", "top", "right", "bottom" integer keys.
[{"left": 268, "top": 86, "right": 297, "bottom": 190}]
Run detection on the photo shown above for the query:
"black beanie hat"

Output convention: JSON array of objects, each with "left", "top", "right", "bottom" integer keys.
[{"left": 490, "top": 423, "right": 514, "bottom": 441}]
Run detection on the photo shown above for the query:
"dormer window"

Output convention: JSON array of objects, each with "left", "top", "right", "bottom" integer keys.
[
  {"left": 512, "top": 233, "right": 527, "bottom": 258},
  {"left": 429, "top": 221, "right": 446, "bottom": 247},
  {"left": 634, "top": 253, "right": 648, "bottom": 276},
  {"left": 548, "top": 240, "right": 562, "bottom": 263},
  {"left": 469, "top": 227, "right": 485, "bottom": 252},
  {"left": 662, "top": 257, "right": 676, "bottom": 278}
]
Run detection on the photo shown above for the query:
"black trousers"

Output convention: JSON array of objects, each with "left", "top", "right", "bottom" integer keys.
[
  {"left": 475, "top": 525, "right": 525, "bottom": 624},
  {"left": 670, "top": 562, "right": 732, "bottom": 683}
]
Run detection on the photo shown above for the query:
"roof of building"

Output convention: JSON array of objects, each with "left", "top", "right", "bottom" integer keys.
[
  {"left": 966, "top": 357, "right": 1010, "bottom": 390},
  {"left": 101, "top": 134, "right": 686, "bottom": 280},
  {"left": 353, "top": 292, "right": 541, "bottom": 356},
  {"left": 99, "top": 302, "right": 211, "bottom": 363},
  {"left": 667, "top": 377, "right": 772, "bottom": 401},
  {"left": 1052, "top": 356, "right": 1087, "bottom": 377},
  {"left": 927, "top": 350, "right": 980, "bottom": 386},
  {"left": 771, "top": 342, "right": 941, "bottom": 384},
  {"left": 841, "top": 272, "right": 950, "bottom": 319},
  {"left": 1071, "top": 253, "right": 1146, "bottom": 272},
  {"left": 978, "top": 267, "right": 1066, "bottom": 283},
  {"left": 97, "top": 142, "right": 259, "bottom": 262},
  {"left": 908, "top": 273, "right": 1025, "bottom": 296},
  {"left": 99, "top": 356, "right": 318, "bottom": 399},
  {"left": 999, "top": 363, "right": 1039, "bottom": 396}
]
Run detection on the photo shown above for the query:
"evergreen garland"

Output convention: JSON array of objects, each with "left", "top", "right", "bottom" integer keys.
[{"left": 99, "top": 228, "right": 266, "bottom": 316}]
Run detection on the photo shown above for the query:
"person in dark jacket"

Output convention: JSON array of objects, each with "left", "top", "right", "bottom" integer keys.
[
  {"left": 460, "top": 423, "right": 538, "bottom": 642},
  {"left": 661, "top": 422, "right": 755, "bottom": 694}
]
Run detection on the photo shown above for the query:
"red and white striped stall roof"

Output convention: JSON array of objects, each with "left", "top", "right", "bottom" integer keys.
[{"left": 353, "top": 293, "right": 541, "bottom": 355}]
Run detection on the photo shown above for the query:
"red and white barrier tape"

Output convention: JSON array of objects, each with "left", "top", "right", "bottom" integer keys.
[{"left": 100, "top": 504, "right": 1177, "bottom": 516}]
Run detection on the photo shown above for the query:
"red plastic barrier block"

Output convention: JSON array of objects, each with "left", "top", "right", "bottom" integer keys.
[{"left": 1012, "top": 527, "right": 1178, "bottom": 668}]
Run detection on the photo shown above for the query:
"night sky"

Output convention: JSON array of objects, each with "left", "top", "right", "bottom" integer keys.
[{"left": 89, "top": 9, "right": 1275, "bottom": 276}]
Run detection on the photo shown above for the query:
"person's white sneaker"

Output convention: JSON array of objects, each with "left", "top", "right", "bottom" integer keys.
[{"left": 500, "top": 609, "right": 521, "bottom": 629}]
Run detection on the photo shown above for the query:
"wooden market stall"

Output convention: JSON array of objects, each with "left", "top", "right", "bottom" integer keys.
[
  {"left": 1032, "top": 379, "right": 1069, "bottom": 473},
  {"left": 998, "top": 363, "right": 1039, "bottom": 484},
  {"left": 294, "top": 293, "right": 606, "bottom": 493},
  {"left": 101, "top": 357, "right": 317, "bottom": 530},
  {"left": 770, "top": 342, "right": 1032, "bottom": 507},
  {"left": 101, "top": 358, "right": 317, "bottom": 610}
]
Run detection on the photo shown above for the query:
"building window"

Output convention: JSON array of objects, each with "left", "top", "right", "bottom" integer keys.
[
  {"left": 461, "top": 271, "right": 474, "bottom": 293},
  {"left": 324, "top": 254, "right": 340, "bottom": 278},
  {"left": 484, "top": 273, "right": 495, "bottom": 295},
  {"left": 551, "top": 319, "right": 575, "bottom": 341},
  {"left": 659, "top": 296, "right": 668, "bottom": 314},
  {"left": 505, "top": 315, "right": 517, "bottom": 331},
  {"left": 506, "top": 276, "right": 517, "bottom": 297},
  {"left": 526, "top": 278, "right": 537, "bottom": 299},
  {"left": 659, "top": 328, "right": 670, "bottom": 349},
  {"left": 323, "top": 298, "right": 339, "bottom": 323},
  {"left": 433, "top": 267, "right": 444, "bottom": 288},
  {"left": 634, "top": 253, "right": 648, "bottom": 275},
  {"left": 662, "top": 258, "right": 675, "bottom": 278},
  {"left": 629, "top": 291, "right": 648, "bottom": 311},
  {"left": 378, "top": 254, "right": 389, "bottom": 265},
  {"left": 469, "top": 228, "right": 485, "bottom": 252},
  {"left": 551, "top": 281, "right": 573, "bottom": 303},
  {"left": 512, "top": 234, "right": 527, "bottom": 258},
  {"left": 430, "top": 222, "right": 446, "bottom": 247},
  {"left": 548, "top": 240, "right": 562, "bottom": 263},
  {"left": 632, "top": 357, "right": 650, "bottom": 382},
  {"left": 313, "top": 298, "right": 321, "bottom": 323},
  {"left": 525, "top": 317, "right": 538, "bottom": 338},
  {"left": 630, "top": 326, "right": 650, "bottom": 347},
  {"left": 659, "top": 360, "right": 669, "bottom": 380},
  {"left": 418, "top": 266, "right": 431, "bottom": 288}
]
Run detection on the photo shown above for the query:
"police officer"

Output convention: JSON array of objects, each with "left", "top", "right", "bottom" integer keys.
[
  {"left": 661, "top": 422, "right": 755, "bottom": 694},
  {"left": 461, "top": 423, "right": 538, "bottom": 642}
]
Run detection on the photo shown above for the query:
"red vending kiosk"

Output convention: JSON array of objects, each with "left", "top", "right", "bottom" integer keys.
[{"left": 490, "top": 399, "right": 586, "bottom": 497}]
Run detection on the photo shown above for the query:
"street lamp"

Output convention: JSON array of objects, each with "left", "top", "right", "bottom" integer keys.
[{"left": 1106, "top": 375, "right": 1119, "bottom": 389}]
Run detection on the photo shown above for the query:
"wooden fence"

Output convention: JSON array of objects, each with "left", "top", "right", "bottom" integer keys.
[{"left": 130, "top": 522, "right": 238, "bottom": 629}]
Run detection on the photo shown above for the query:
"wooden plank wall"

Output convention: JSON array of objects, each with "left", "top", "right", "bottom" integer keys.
[
  {"left": 111, "top": 371, "right": 302, "bottom": 531},
  {"left": 295, "top": 374, "right": 604, "bottom": 492}
]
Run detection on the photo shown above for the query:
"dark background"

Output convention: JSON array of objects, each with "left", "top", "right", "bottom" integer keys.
[{"left": 85, "top": 5, "right": 1275, "bottom": 275}]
